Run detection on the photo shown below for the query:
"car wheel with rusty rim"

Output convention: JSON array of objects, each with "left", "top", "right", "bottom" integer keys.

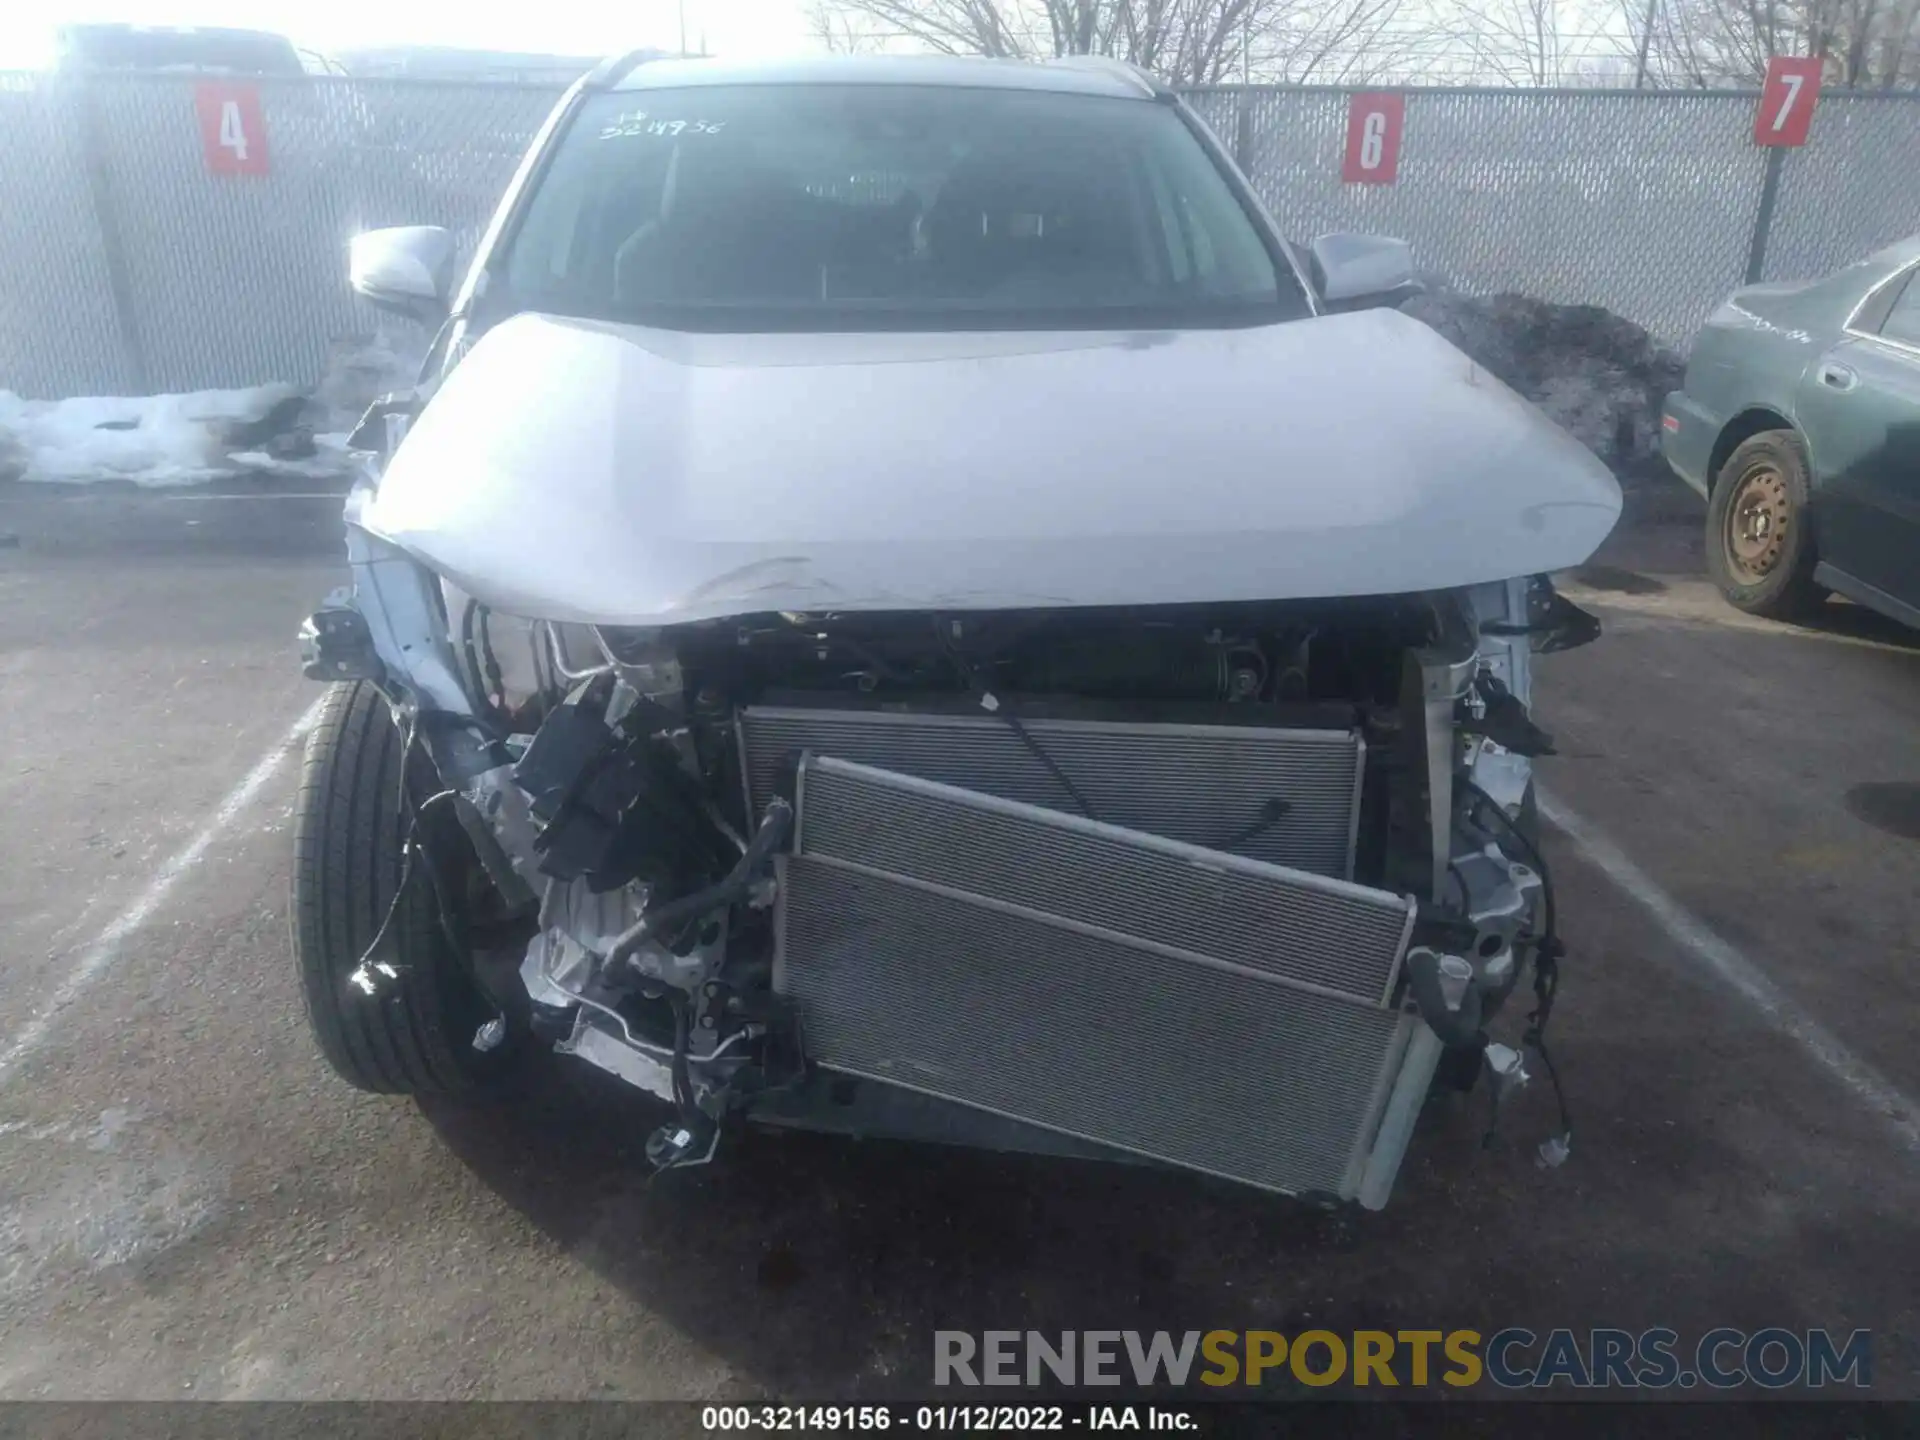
[{"left": 1705, "top": 429, "right": 1824, "bottom": 620}]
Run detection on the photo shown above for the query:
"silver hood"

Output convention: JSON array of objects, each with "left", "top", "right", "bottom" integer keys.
[{"left": 362, "top": 306, "right": 1622, "bottom": 625}]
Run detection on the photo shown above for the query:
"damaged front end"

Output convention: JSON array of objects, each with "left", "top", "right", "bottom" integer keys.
[{"left": 300, "top": 485, "right": 1597, "bottom": 1208}]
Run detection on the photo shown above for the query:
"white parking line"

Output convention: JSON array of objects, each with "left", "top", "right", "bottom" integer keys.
[
  {"left": 0, "top": 698, "right": 324, "bottom": 1090},
  {"left": 1539, "top": 788, "right": 1920, "bottom": 1157}
]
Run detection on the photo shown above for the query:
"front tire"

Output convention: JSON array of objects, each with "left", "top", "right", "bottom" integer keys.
[
  {"left": 1705, "top": 429, "right": 1824, "bottom": 620},
  {"left": 290, "top": 680, "right": 520, "bottom": 1096}
]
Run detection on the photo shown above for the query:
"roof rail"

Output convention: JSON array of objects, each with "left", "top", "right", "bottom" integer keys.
[
  {"left": 582, "top": 47, "right": 673, "bottom": 90},
  {"left": 1046, "top": 54, "right": 1164, "bottom": 98}
]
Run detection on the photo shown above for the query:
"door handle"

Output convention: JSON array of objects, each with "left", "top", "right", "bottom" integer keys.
[{"left": 1820, "top": 363, "right": 1858, "bottom": 391}]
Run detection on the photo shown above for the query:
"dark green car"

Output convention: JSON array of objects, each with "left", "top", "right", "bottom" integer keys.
[{"left": 1662, "top": 235, "right": 1920, "bottom": 627}]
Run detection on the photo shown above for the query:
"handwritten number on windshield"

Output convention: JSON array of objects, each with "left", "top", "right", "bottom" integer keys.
[{"left": 598, "top": 112, "right": 727, "bottom": 140}]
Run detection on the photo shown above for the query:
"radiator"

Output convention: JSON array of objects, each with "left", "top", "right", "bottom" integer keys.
[
  {"left": 775, "top": 755, "right": 1428, "bottom": 1201},
  {"left": 738, "top": 705, "right": 1364, "bottom": 877}
]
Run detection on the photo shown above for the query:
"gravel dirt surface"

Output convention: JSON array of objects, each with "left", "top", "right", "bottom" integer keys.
[{"left": 0, "top": 480, "right": 1916, "bottom": 1403}]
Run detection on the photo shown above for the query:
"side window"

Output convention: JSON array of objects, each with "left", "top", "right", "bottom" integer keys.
[{"left": 1878, "top": 270, "right": 1920, "bottom": 348}]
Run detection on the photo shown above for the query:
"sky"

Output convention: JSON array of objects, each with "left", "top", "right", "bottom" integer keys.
[
  {"left": 0, "top": 0, "right": 1648, "bottom": 89},
  {"left": 0, "top": 0, "right": 824, "bottom": 68}
]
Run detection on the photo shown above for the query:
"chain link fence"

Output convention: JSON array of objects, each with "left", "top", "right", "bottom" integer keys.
[
  {"left": 82, "top": 76, "right": 565, "bottom": 399},
  {"left": 1186, "top": 86, "right": 1778, "bottom": 344},
  {"left": 2, "top": 70, "right": 1918, "bottom": 400},
  {"left": 1762, "top": 93, "right": 1920, "bottom": 285},
  {"left": 0, "top": 73, "right": 138, "bottom": 397},
  {"left": 0, "top": 73, "right": 565, "bottom": 400}
]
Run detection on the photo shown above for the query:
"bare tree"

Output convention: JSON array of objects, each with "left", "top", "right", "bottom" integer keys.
[
  {"left": 809, "top": 0, "right": 889, "bottom": 51},
  {"left": 1626, "top": 0, "right": 1920, "bottom": 85},
  {"left": 1258, "top": 0, "right": 1443, "bottom": 83},
  {"left": 1427, "top": 0, "right": 1633, "bottom": 86},
  {"left": 808, "top": 0, "right": 1431, "bottom": 84},
  {"left": 807, "top": 0, "right": 1045, "bottom": 57},
  {"left": 1455, "top": 0, "right": 1574, "bottom": 82}
]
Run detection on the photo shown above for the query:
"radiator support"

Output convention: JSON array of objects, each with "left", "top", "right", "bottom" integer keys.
[
  {"left": 739, "top": 704, "right": 1366, "bottom": 877},
  {"left": 772, "top": 754, "right": 1437, "bottom": 1204}
]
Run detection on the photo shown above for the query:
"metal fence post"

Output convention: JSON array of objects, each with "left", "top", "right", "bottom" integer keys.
[
  {"left": 72, "top": 76, "right": 150, "bottom": 394},
  {"left": 1743, "top": 146, "right": 1785, "bottom": 285},
  {"left": 1234, "top": 88, "right": 1252, "bottom": 173}
]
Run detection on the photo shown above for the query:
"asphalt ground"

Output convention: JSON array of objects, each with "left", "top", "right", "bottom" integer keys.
[{"left": 0, "top": 479, "right": 1916, "bottom": 1407}]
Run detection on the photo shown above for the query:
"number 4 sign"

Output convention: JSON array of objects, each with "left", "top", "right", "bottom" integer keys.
[
  {"left": 1342, "top": 93, "right": 1405, "bottom": 185},
  {"left": 1755, "top": 57, "right": 1822, "bottom": 147},
  {"left": 195, "top": 83, "right": 270, "bottom": 175}
]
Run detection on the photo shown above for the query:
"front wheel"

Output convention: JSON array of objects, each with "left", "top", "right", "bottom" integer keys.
[
  {"left": 290, "top": 680, "right": 523, "bottom": 1096},
  {"left": 1705, "top": 429, "right": 1825, "bottom": 620}
]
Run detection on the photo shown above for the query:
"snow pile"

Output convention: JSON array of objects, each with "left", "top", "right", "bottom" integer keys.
[
  {"left": 0, "top": 384, "right": 319, "bottom": 487},
  {"left": 1398, "top": 290, "right": 1686, "bottom": 488},
  {"left": 0, "top": 324, "right": 425, "bottom": 487},
  {"left": 230, "top": 429, "right": 360, "bottom": 480},
  {"left": 0, "top": 383, "right": 369, "bottom": 487},
  {"left": 312, "top": 329, "right": 426, "bottom": 433}
]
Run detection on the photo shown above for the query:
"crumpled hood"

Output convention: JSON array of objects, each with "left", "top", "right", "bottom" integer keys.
[{"left": 363, "top": 306, "right": 1622, "bottom": 624}]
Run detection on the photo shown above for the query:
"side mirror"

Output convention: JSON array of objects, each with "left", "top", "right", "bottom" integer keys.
[
  {"left": 349, "top": 225, "right": 455, "bottom": 324},
  {"left": 1309, "top": 233, "right": 1417, "bottom": 308}
]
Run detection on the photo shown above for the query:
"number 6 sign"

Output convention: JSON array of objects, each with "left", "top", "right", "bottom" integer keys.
[
  {"left": 195, "top": 83, "right": 270, "bottom": 176},
  {"left": 1755, "top": 57, "right": 1822, "bottom": 147},
  {"left": 1342, "top": 93, "right": 1405, "bottom": 185}
]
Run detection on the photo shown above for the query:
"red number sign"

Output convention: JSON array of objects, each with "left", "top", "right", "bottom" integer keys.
[
  {"left": 1755, "top": 57, "right": 1822, "bottom": 147},
  {"left": 194, "top": 83, "right": 270, "bottom": 175},
  {"left": 1342, "top": 93, "right": 1405, "bottom": 185}
]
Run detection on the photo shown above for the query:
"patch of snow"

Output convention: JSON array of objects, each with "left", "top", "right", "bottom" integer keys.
[
  {"left": 0, "top": 426, "right": 26, "bottom": 487},
  {"left": 229, "top": 430, "right": 360, "bottom": 481},
  {"left": 228, "top": 444, "right": 359, "bottom": 481},
  {"left": 313, "top": 328, "right": 427, "bottom": 432},
  {"left": 0, "top": 384, "right": 300, "bottom": 487}
]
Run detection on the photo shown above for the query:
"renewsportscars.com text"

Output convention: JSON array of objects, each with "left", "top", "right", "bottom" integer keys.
[{"left": 933, "top": 1328, "right": 1871, "bottom": 1390}]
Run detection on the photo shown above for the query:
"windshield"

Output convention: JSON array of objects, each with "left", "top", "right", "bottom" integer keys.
[{"left": 498, "top": 84, "right": 1307, "bottom": 331}]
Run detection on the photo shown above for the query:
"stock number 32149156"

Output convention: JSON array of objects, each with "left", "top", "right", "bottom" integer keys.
[{"left": 701, "top": 1405, "right": 1073, "bottom": 1431}]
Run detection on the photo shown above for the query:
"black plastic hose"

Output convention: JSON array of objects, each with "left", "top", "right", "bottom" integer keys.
[{"left": 604, "top": 798, "right": 794, "bottom": 973}]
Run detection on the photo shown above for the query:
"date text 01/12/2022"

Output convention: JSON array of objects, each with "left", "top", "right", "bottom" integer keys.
[{"left": 701, "top": 1406, "right": 1197, "bottom": 1432}]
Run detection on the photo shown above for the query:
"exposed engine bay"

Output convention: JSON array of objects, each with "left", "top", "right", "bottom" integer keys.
[
  {"left": 304, "top": 515, "right": 1597, "bottom": 1203},
  {"left": 296, "top": 70, "right": 1623, "bottom": 1210}
]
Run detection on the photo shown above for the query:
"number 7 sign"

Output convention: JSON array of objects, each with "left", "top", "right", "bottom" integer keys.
[
  {"left": 1755, "top": 57, "right": 1822, "bottom": 147},
  {"left": 195, "top": 83, "right": 270, "bottom": 175}
]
